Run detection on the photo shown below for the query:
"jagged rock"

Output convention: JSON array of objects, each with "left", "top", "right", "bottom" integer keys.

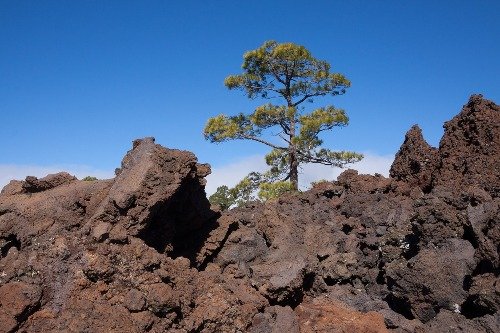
[
  {"left": 0, "top": 282, "right": 42, "bottom": 333},
  {"left": 390, "top": 125, "right": 438, "bottom": 191},
  {"left": 23, "top": 172, "right": 77, "bottom": 193},
  {"left": 0, "top": 138, "right": 221, "bottom": 332},
  {"left": 463, "top": 273, "right": 500, "bottom": 317},
  {"left": 415, "top": 309, "right": 499, "bottom": 333},
  {"left": 319, "top": 252, "right": 358, "bottom": 284},
  {"left": 433, "top": 94, "right": 500, "bottom": 197},
  {"left": 1, "top": 172, "right": 78, "bottom": 196},
  {"left": 0, "top": 180, "right": 24, "bottom": 196},
  {"left": 385, "top": 239, "right": 476, "bottom": 323},
  {"left": 92, "top": 221, "right": 111, "bottom": 242},
  {"left": 249, "top": 306, "right": 299, "bottom": 333},
  {"left": 88, "top": 137, "right": 216, "bottom": 254},
  {"left": 124, "top": 288, "right": 146, "bottom": 312},
  {"left": 0, "top": 95, "right": 498, "bottom": 332}
]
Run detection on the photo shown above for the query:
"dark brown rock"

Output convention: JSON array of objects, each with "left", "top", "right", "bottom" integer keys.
[
  {"left": 23, "top": 172, "right": 77, "bottom": 193},
  {"left": 390, "top": 125, "right": 438, "bottom": 191},
  {"left": 249, "top": 306, "right": 299, "bottom": 333},
  {"left": 0, "top": 138, "right": 220, "bottom": 332},
  {"left": 0, "top": 180, "right": 24, "bottom": 196},
  {"left": 433, "top": 94, "right": 500, "bottom": 197},
  {"left": 92, "top": 221, "right": 111, "bottom": 242},
  {"left": 0, "top": 282, "right": 42, "bottom": 333},
  {"left": 463, "top": 273, "right": 500, "bottom": 317},
  {"left": 415, "top": 309, "right": 499, "bottom": 333},
  {"left": 386, "top": 239, "right": 476, "bottom": 322},
  {"left": 0, "top": 94, "right": 498, "bottom": 332}
]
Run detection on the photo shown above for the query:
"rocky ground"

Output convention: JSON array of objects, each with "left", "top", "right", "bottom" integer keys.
[{"left": 0, "top": 94, "right": 498, "bottom": 332}]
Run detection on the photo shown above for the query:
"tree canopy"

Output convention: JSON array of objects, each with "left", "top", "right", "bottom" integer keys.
[{"left": 205, "top": 40, "right": 363, "bottom": 205}]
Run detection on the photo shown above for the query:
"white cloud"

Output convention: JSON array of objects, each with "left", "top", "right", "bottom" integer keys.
[
  {"left": 206, "top": 152, "right": 394, "bottom": 195},
  {"left": 0, "top": 153, "right": 395, "bottom": 196},
  {"left": 205, "top": 155, "right": 268, "bottom": 195},
  {"left": 0, "top": 164, "right": 114, "bottom": 191}
]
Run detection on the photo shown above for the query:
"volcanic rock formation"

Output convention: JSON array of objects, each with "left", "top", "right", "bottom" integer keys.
[{"left": 0, "top": 95, "right": 498, "bottom": 332}]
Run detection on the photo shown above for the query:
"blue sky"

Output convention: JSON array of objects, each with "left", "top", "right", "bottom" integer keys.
[{"left": 1, "top": 1, "right": 499, "bottom": 191}]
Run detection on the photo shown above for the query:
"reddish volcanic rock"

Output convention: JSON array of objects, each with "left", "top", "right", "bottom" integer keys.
[
  {"left": 0, "top": 172, "right": 77, "bottom": 196},
  {"left": 0, "top": 95, "right": 498, "bottom": 332},
  {"left": 0, "top": 282, "right": 42, "bottom": 333},
  {"left": 295, "top": 298, "right": 389, "bottom": 333},
  {"left": 0, "top": 138, "right": 228, "bottom": 333},
  {"left": 433, "top": 94, "right": 500, "bottom": 197},
  {"left": 390, "top": 125, "right": 438, "bottom": 191}
]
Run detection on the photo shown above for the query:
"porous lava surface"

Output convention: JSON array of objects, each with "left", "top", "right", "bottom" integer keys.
[{"left": 0, "top": 95, "right": 498, "bottom": 332}]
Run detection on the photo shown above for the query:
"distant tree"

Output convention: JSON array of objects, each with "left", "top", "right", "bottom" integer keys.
[
  {"left": 209, "top": 172, "right": 261, "bottom": 210},
  {"left": 82, "top": 176, "right": 98, "bottom": 181},
  {"left": 208, "top": 185, "right": 235, "bottom": 211},
  {"left": 257, "top": 181, "right": 294, "bottom": 201},
  {"left": 204, "top": 40, "right": 363, "bottom": 194}
]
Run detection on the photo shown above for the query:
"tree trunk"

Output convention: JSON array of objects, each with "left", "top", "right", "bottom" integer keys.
[
  {"left": 289, "top": 148, "right": 299, "bottom": 190},
  {"left": 285, "top": 80, "right": 299, "bottom": 191}
]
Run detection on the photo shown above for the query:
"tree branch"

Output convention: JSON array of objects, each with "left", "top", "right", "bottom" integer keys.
[
  {"left": 278, "top": 120, "right": 291, "bottom": 135},
  {"left": 278, "top": 133, "right": 291, "bottom": 144},
  {"left": 270, "top": 66, "right": 286, "bottom": 85},
  {"left": 241, "top": 135, "right": 287, "bottom": 150},
  {"left": 295, "top": 150, "right": 342, "bottom": 166},
  {"left": 293, "top": 92, "right": 325, "bottom": 107}
]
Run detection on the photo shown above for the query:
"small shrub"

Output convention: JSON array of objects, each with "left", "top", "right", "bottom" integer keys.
[{"left": 258, "top": 181, "right": 293, "bottom": 201}]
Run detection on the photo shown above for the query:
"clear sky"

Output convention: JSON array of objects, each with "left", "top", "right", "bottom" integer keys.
[{"left": 1, "top": 1, "right": 499, "bottom": 192}]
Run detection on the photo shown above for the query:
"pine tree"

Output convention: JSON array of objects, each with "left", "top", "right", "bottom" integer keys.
[{"left": 204, "top": 40, "right": 363, "bottom": 193}]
